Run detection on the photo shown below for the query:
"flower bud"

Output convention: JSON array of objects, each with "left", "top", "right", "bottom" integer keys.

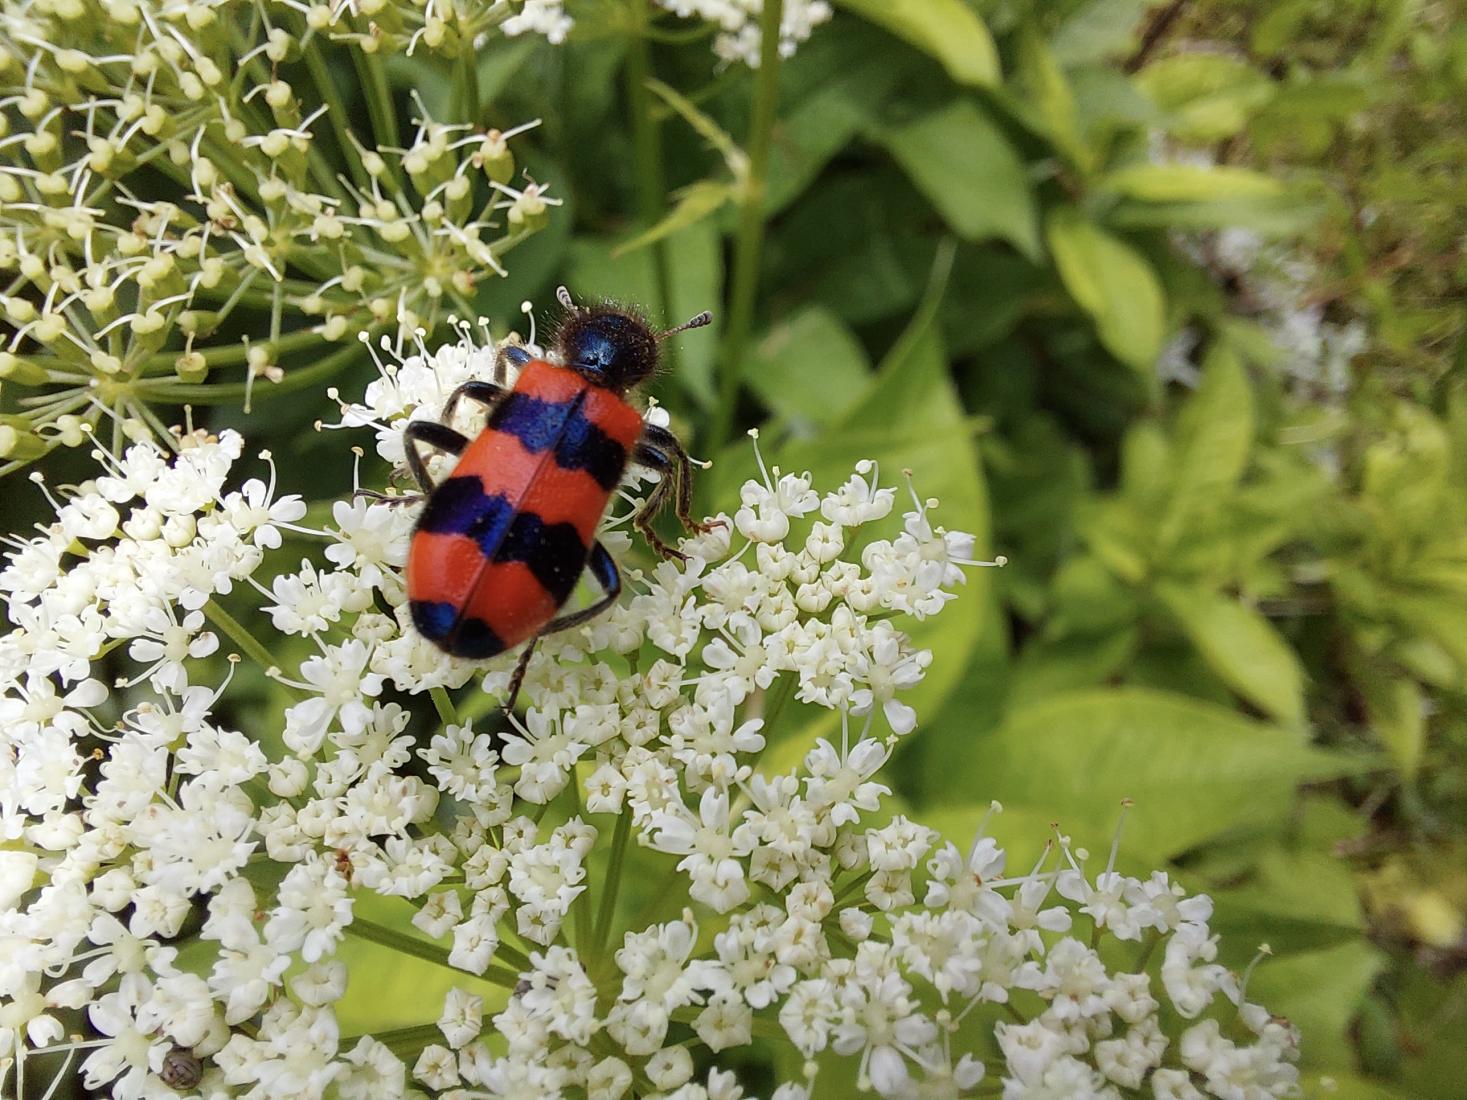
[
  {"left": 175, "top": 350, "right": 208, "bottom": 383},
  {"left": 478, "top": 133, "right": 514, "bottom": 184},
  {"left": 0, "top": 421, "right": 46, "bottom": 460},
  {"left": 0, "top": 353, "right": 48, "bottom": 385}
]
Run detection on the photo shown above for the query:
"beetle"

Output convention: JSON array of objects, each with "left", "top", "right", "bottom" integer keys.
[{"left": 399, "top": 287, "right": 715, "bottom": 706}]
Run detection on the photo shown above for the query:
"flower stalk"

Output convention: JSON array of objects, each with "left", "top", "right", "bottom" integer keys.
[{"left": 707, "top": 0, "right": 787, "bottom": 453}]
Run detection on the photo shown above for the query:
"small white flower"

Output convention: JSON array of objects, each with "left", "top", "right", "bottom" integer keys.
[{"left": 438, "top": 986, "right": 483, "bottom": 1049}]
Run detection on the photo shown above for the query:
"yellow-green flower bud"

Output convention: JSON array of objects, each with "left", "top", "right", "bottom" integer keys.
[
  {"left": 175, "top": 350, "right": 208, "bottom": 383},
  {"left": 0, "top": 353, "right": 48, "bottom": 385},
  {"left": 0, "top": 421, "right": 46, "bottom": 461},
  {"left": 478, "top": 133, "right": 514, "bottom": 185}
]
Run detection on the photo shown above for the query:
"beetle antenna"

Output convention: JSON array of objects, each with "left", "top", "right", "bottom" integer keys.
[
  {"left": 556, "top": 285, "right": 576, "bottom": 312},
  {"left": 657, "top": 310, "right": 713, "bottom": 341}
]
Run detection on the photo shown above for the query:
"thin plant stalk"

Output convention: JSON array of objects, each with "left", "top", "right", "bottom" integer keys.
[{"left": 704, "top": 0, "right": 785, "bottom": 454}]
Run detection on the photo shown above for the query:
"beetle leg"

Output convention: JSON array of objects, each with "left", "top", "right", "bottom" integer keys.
[
  {"left": 501, "top": 544, "right": 622, "bottom": 713},
  {"left": 442, "top": 380, "right": 507, "bottom": 427},
  {"left": 352, "top": 487, "right": 422, "bottom": 506},
  {"left": 503, "top": 638, "right": 537, "bottom": 714},
  {"left": 542, "top": 542, "right": 622, "bottom": 634},
  {"left": 633, "top": 425, "right": 722, "bottom": 560},
  {"left": 628, "top": 443, "right": 682, "bottom": 560},
  {"left": 403, "top": 420, "right": 470, "bottom": 494},
  {"left": 497, "top": 343, "right": 533, "bottom": 384}
]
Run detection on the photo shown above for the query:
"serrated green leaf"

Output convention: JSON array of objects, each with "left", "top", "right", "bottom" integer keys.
[
  {"left": 964, "top": 688, "right": 1351, "bottom": 861},
  {"left": 834, "top": 0, "right": 1000, "bottom": 87},
  {"left": 1046, "top": 206, "right": 1165, "bottom": 371},
  {"left": 875, "top": 100, "right": 1039, "bottom": 258},
  {"left": 1156, "top": 582, "right": 1306, "bottom": 727}
]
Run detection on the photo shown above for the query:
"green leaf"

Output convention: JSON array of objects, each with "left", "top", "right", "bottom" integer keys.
[
  {"left": 1051, "top": 0, "right": 1158, "bottom": 65},
  {"left": 473, "top": 36, "right": 541, "bottom": 107},
  {"left": 1098, "top": 164, "right": 1316, "bottom": 237},
  {"left": 766, "top": 23, "right": 912, "bottom": 213},
  {"left": 1160, "top": 342, "right": 1254, "bottom": 544},
  {"left": 613, "top": 180, "right": 733, "bottom": 257},
  {"left": 1359, "top": 672, "right": 1425, "bottom": 778},
  {"left": 1208, "top": 849, "right": 1365, "bottom": 956},
  {"left": 1045, "top": 206, "right": 1165, "bottom": 371},
  {"left": 875, "top": 100, "right": 1040, "bottom": 258},
  {"left": 1155, "top": 582, "right": 1306, "bottom": 727},
  {"left": 1014, "top": 26, "right": 1088, "bottom": 170},
  {"left": 1388, "top": 592, "right": 1467, "bottom": 685},
  {"left": 834, "top": 0, "right": 1000, "bottom": 87},
  {"left": 1076, "top": 497, "right": 1150, "bottom": 584},
  {"left": 1069, "top": 65, "right": 1168, "bottom": 136},
  {"left": 964, "top": 688, "right": 1352, "bottom": 861},
  {"left": 1249, "top": 940, "right": 1388, "bottom": 1069},
  {"left": 746, "top": 307, "right": 872, "bottom": 430},
  {"left": 645, "top": 79, "right": 747, "bottom": 178},
  {"left": 1098, "top": 163, "right": 1285, "bottom": 202},
  {"left": 1135, "top": 53, "right": 1275, "bottom": 141},
  {"left": 1009, "top": 628, "right": 1137, "bottom": 707},
  {"left": 1104, "top": 194, "right": 1320, "bottom": 235}
]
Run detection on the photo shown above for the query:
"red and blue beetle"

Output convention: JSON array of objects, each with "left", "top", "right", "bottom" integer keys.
[{"left": 398, "top": 288, "right": 714, "bottom": 702}]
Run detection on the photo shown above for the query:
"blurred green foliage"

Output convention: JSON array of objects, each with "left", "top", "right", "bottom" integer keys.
[{"left": 9, "top": 0, "right": 1467, "bottom": 1094}]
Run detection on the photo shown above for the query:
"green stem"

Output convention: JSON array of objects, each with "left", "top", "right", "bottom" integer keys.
[
  {"left": 140, "top": 342, "right": 363, "bottom": 404},
  {"left": 593, "top": 809, "right": 633, "bottom": 958},
  {"left": 303, "top": 37, "right": 370, "bottom": 190},
  {"left": 624, "top": 4, "right": 678, "bottom": 367},
  {"left": 429, "top": 686, "right": 459, "bottom": 727},
  {"left": 203, "top": 599, "right": 305, "bottom": 699},
  {"left": 1133, "top": 928, "right": 1162, "bottom": 972},
  {"left": 458, "top": 42, "right": 481, "bottom": 125},
  {"left": 493, "top": 937, "right": 534, "bottom": 974},
  {"left": 344, "top": 1022, "right": 443, "bottom": 1053},
  {"left": 346, "top": 917, "right": 518, "bottom": 988},
  {"left": 354, "top": 50, "right": 405, "bottom": 194},
  {"left": 704, "top": 0, "right": 785, "bottom": 454}
]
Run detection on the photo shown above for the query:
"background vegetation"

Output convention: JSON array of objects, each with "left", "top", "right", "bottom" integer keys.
[{"left": 5, "top": 0, "right": 1466, "bottom": 1095}]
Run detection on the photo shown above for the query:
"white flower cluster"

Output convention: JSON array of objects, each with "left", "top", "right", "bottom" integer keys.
[
  {"left": 1, "top": 325, "right": 1299, "bottom": 1098},
  {"left": 657, "top": 0, "right": 834, "bottom": 66},
  {"left": 0, "top": 0, "right": 551, "bottom": 471},
  {"left": 495, "top": 0, "right": 834, "bottom": 65},
  {"left": 1151, "top": 141, "right": 1364, "bottom": 402}
]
